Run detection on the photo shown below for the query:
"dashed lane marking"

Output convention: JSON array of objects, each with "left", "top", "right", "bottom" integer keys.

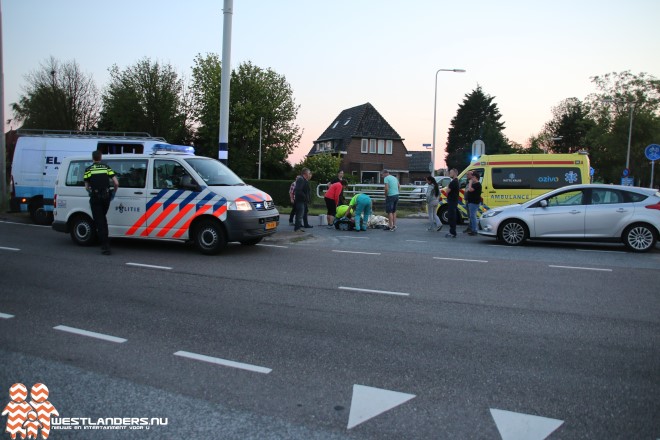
[
  {"left": 0, "top": 246, "right": 20, "bottom": 251},
  {"left": 126, "top": 262, "right": 173, "bottom": 270},
  {"left": 0, "top": 312, "right": 15, "bottom": 319},
  {"left": 53, "top": 325, "right": 127, "bottom": 343},
  {"left": 336, "top": 236, "right": 368, "bottom": 239},
  {"left": 338, "top": 286, "right": 410, "bottom": 297},
  {"left": 256, "top": 244, "right": 288, "bottom": 248},
  {"left": 332, "top": 250, "right": 381, "bottom": 255},
  {"left": 174, "top": 350, "right": 272, "bottom": 374},
  {"left": 549, "top": 265, "right": 612, "bottom": 272},
  {"left": 434, "top": 257, "right": 488, "bottom": 263}
]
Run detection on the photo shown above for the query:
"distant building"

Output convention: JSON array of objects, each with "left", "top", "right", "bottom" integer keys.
[
  {"left": 408, "top": 151, "right": 432, "bottom": 184},
  {"left": 307, "top": 103, "right": 412, "bottom": 184}
]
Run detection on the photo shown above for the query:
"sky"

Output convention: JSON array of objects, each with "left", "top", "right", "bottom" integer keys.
[{"left": 3, "top": 0, "right": 660, "bottom": 169}]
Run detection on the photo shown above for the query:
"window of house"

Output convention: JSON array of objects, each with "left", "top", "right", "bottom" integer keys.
[
  {"left": 377, "top": 140, "right": 385, "bottom": 154},
  {"left": 369, "top": 139, "right": 377, "bottom": 154},
  {"left": 361, "top": 139, "right": 368, "bottom": 153},
  {"left": 332, "top": 121, "right": 339, "bottom": 129},
  {"left": 386, "top": 140, "right": 393, "bottom": 155},
  {"left": 344, "top": 117, "right": 352, "bottom": 126},
  {"left": 326, "top": 142, "right": 333, "bottom": 151}
]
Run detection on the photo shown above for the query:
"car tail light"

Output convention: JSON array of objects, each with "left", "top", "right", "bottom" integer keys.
[{"left": 645, "top": 202, "right": 660, "bottom": 211}]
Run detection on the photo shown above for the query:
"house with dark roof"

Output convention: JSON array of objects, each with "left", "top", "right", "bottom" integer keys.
[
  {"left": 307, "top": 103, "right": 412, "bottom": 184},
  {"left": 408, "top": 150, "right": 432, "bottom": 184}
]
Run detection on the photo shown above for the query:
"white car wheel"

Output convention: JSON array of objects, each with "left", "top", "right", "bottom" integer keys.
[
  {"left": 499, "top": 220, "right": 528, "bottom": 246},
  {"left": 623, "top": 224, "right": 657, "bottom": 253}
]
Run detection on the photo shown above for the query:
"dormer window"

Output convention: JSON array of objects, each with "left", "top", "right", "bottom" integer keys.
[
  {"left": 344, "top": 117, "right": 352, "bottom": 126},
  {"left": 332, "top": 121, "right": 339, "bottom": 129}
]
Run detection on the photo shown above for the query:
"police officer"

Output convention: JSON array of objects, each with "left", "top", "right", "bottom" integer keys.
[{"left": 84, "top": 150, "right": 119, "bottom": 255}]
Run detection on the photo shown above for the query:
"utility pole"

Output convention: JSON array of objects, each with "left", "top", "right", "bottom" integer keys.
[
  {"left": 218, "top": 0, "right": 233, "bottom": 165},
  {"left": 0, "top": 0, "right": 6, "bottom": 212}
]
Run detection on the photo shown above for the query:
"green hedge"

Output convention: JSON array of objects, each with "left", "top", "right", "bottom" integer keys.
[{"left": 244, "top": 179, "right": 319, "bottom": 208}]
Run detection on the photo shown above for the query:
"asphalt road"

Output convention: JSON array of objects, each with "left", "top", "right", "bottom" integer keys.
[{"left": 1, "top": 213, "right": 659, "bottom": 439}]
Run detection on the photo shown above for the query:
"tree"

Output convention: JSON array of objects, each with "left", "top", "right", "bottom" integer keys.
[
  {"left": 293, "top": 153, "right": 342, "bottom": 184},
  {"left": 12, "top": 56, "right": 100, "bottom": 131},
  {"left": 445, "top": 86, "right": 511, "bottom": 170},
  {"left": 190, "top": 56, "right": 301, "bottom": 178},
  {"left": 98, "top": 57, "right": 192, "bottom": 144},
  {"left": 543, "top": 98, "right": 596, "bottom": 154}
]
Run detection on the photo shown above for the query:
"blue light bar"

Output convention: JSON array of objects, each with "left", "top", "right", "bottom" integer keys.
[{"left": 152, "top": 143, "right": 195, "bottom": 155}]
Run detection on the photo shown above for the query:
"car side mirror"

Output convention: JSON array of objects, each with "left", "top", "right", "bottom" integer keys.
[{"left": 540, "top": 199, "right": 548, "bottom": 208}]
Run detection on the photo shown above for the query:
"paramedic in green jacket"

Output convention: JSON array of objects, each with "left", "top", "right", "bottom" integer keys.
[{"left": 349, "top": 193, "right": 372, "bottom": 231}]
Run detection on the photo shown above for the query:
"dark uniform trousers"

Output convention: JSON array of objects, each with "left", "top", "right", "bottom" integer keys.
[{"left": 90, "top": 190, "right": 111, "bottom": 249}]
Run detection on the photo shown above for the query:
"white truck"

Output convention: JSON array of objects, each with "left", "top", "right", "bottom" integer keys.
[{"left": 10, "top": 130, "right": 166, "bottom": 224}]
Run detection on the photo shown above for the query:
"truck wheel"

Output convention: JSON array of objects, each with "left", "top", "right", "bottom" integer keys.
[
  {"left": 498, "top": 219, "right": 528, "bottom": 246},
  {"left": 29, "top": 201, "right": 53, "bottom": 225},
  {"left": 194, "top": 219, "right": 227, "bottom": 255},
  {"left": 70, "top": 214, "right": 98, "bottom": 246},
  {"left": 240, "top": 237, "right": 263, "bottom": 246},
  {"left": 623, "top": 223, "right": 657, "bottom": 252}
]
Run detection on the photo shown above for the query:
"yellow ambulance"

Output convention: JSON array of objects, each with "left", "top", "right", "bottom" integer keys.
[{"left": 438, "top": 152, "right": 591, "bottom": 224}]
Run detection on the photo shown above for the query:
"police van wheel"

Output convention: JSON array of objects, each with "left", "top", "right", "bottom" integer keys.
[
  {"left": 194, "top": 219, "right": 227, "bottom": 255},
  {"left": 498, "top": 220, "right": 528, "bottom": 246},
  {"left": 70, "top": 214, "right": 98, "bottom": 246},
  {"left": 622, "top": 223, "right": 657, "bottom": 252}
]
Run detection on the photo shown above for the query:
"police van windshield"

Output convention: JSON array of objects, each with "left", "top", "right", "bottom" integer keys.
[{"left": 184, "top": 158, "right": 245, "bottom": 186}]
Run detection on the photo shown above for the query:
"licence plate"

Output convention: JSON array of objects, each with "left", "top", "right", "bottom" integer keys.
[{"left": 265, "top": 221, "right": 277, "bottom": 230}]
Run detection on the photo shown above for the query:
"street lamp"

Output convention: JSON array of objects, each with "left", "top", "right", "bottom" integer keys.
[
  {"left": 432, "top": 68, "right": 466, "bottom": 176},
  {"left": 601, "top": 99, "right": 636, "bottom": 171}
]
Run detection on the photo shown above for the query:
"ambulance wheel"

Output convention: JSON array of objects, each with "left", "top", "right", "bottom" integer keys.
[
  {"left": 70, "top": 214, "right": 98, "bottom": 246},
  {"left": 438, "top": 205, "right": 449, "bottom": 225},
  {"left": 29, "top": 201, "right": 53, "bottom": 225},
  {"left": 498, "top": 219, "right": 528, "bottom": 246},
  {"left": 194, "top": 219, "right": 227, "bottom": 255},
  {"left": 240, "top": 237, "right": 263, "bottom": 246}
]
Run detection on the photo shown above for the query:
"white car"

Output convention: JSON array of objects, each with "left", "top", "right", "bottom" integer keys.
[{"left": 478, "top": 184, "right": 660, "bottom": 252}]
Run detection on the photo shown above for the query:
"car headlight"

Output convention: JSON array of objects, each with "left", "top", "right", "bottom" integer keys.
[
  {"left": 481, "top": 210, "right": 502, "bottom": 219},
  {"left": 229, "top": 200, "right": 253, "bottom": 211}
]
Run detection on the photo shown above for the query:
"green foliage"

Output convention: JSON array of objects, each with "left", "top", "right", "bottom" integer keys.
[
  {"left": 543, "top": 98, "right": 596, "bottom": 154},
  {"left": 292, "top": 153, "right": 342, "bottom": 184},
  {"left": 98, "top": 58, "right": 192, "bottom": 144},
  {"left": 445, "top": 86, "right": 512, "bottom": 170},
  {"left": 11, "top": 56, "right": 100, "bottom": 131},
  {"left": 190, "top": 56, "right": 301, "bottom": 179},
  {"left": 243, "top": 178, "right": 319, "bottom": 208}
]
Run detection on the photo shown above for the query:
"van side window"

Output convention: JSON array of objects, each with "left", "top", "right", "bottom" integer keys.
[
  {"left": 65, "top": 160, "right": 92, "bottom": 186},
  {"left": 104, "top": 159, "right": 148, "bottom": 189},
  {"left": 153, "top": 160, "right": 192, "bottom": 190},
  {"left": 492, "top": 167, "right": 582, "bottom": 190},
  {"left": 98, "top": 143, "right": 144, "bottom": 154}
]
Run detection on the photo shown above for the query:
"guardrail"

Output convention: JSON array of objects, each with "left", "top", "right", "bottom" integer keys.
[{"left": 316, "top": 183, "right": 427, "bottom": 203}]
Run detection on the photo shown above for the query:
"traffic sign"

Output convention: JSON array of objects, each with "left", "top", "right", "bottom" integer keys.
[
  {"left": 589, "top": 167, "right": 594, "bottom": 176},
  {"left": 622, "top": 168, "right": 630, "bottom": 177},
  {"left": 472, "top": 140, "right": 485, "bottom": 157},
  {"left": 621, "top": 177, "right": 634, "bottom": 186},
  {"left": 422, "top": 143, "right": 432, "bottom": 149},
  {"left": 645, "top": 144, "right": 660, "bottom": 161}
]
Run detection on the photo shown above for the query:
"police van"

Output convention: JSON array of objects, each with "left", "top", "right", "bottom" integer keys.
[
  {"left": 438, "top": 152, "right": 591, "bottom": 224},
  {"left": 10, "top": 130, "right": 166, "bottom": 224},
  {"left": 52, "top": 145, "right": 279, "bottom": 254}
]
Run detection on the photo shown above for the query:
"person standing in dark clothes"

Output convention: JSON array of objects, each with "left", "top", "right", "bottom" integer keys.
[
  {"left": 466, "top": 171, "right": 482, "bottom": 236},
  {"left": 294, "top": 168, "right": 313, "bottom": 232},
  {"left": 445, "top": 168, "right": 459, "bottom": 238},
  {"left": 84, "top": 150, "right": 119, "bottom": 254}
]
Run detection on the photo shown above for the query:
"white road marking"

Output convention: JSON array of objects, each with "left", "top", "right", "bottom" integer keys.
[
  {"left": 332, "top": 250, "right": 381, "bottom": 255},
  {"left": 347, "top": 384, "right": 416, "bottom": 429},
  {"left": 173, "top": 350, "right": 271, "bottom": 374},
  {"left": 338, "top": 286, "right": 410, "bottom": 297},
  {"left": 336, "top": 235, "right": 369, "bottom": 239},
  {"left": 406, "top": 240, "right": 427, "bottom": 243},
  {"left": 256, "top": 244, "right": 288, "bottom": 248},
  {"left": 434, "top": 257, "right": 488, "bottom": 263},
  {"left": 0, "top": 312, "right": 15, "bottom": 319},
  {"left": 53, "top": 325, "right": 127, "bottom": 343},
  {"left": 575, "top": 249, "right": 624, "bottom": 254},
  {"left": 0, "top": 246, "right": 20, "bottom": 251},
  {"left": 490, "top": 408, "right": 564, "bottom": 440},
  {"left": 549, "top": 265, "right": 612, "bottom": 272},
  {"left": 125, "top": 262, "right": 173, "bottom": 270}
]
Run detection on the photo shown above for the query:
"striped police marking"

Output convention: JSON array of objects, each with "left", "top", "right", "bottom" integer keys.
[
  {"left": 174, "top": 350, "right": 271, "bottom": 374},
  {"left": 434, "top": 257, "right": 488, "bottom": 263},
  {"left": 53, "top": 325, "right": 127, "bottom": 343},
  {"left": 126, "top": 262, "right": 173, "bottom": 270},
  {"left": 0, "top": 312, "right": 15, "bottom": 319},
  {"left": 549, "top": 265, "right": 612, "bottom": 272},
  {"left": 338, "top": 286, "right": 410, "bottom": 297},
  {"left": 0, "top": 246, "right": 20, "bottom": 251},
  {"left": 332, "top": 250, "right": 381, "bottom": 255}
]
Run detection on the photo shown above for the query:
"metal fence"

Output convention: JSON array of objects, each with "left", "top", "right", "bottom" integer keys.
[{"left": 316, "top": 183, "right": 427, "bottom": 203}]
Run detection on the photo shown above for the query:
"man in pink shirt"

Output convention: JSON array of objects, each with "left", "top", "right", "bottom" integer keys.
[{"left": 324, "top": 180, "right": 347, "bottom": 227}]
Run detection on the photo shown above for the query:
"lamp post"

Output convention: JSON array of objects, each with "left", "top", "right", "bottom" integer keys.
[
  {"left": 432, "top": 68, "right": 466, "bottom": 176},
  {"left": 602, "top": 99, "right": 636, "bottom": 171}
]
